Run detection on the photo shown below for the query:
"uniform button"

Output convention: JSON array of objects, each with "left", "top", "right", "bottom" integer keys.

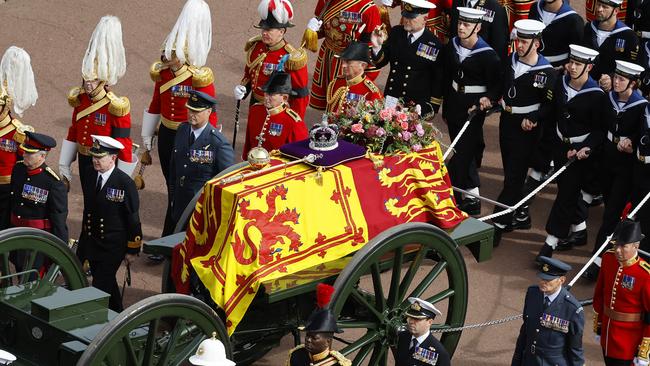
[
  {"left": 26, "top": 178, "right": 30, "bottom": 181},
  {"left": 171, "top": 103, "right": 175, "bottom": 106},
  {"left": 17, "top": 215, "right": 21, "bottom": 219},
  {"left": 100, "top": 218, "right": 104, "bottom": 222},
  {"left": 171, "top": 97, "right": 175, "bottom": 100},
  {"left": 391, "top": 70, "right": 396, "bottom": 74},
  {"left": 174, "top": 149, "right": 177, "bottom": 152},
  {"left": 183, "top": 164, "right": 187, "bottom": 168},
  {"left": 389, "top": 87, "right": 393, "bottom": 90},
  {"left": 100, "top": 230, "right": 104, "bottom": 233},
  {"left": 405, "top": 75, "right": 409, "bottom": 79},
  {"left": 395, "top": 62, "right": 398, "bottom": 65},
  {"left": 403, "top": 83, "right": 407, "bottom": 87},
  {"left": 85, "top": 125, "right": 88, "bottom": 128},
  {"left": 20, "top": 203, "right": 24, "bottom": 206},
  {"left": 533, "top": 341, "right": 536, "bottom": 344},
  {"left": 535, "top": 329, "right": 539, "bottom": 332},
  {"left": 101, "top": 236, "right": 104, "bottom": 239},
  {"left": 402, "top": 92, "right": 406, "bottom": 95},
  {"left": 100, "top": 224, "right": 104, "bottom": 228},
  {"left": 407, "top": 66, "right": 411, "bottom": 70},
  {"left": 389, "top": 78, "right": 394, "bottom": 82},
  {"left": 171, "top": 114, "right": 175, "bottom": 117}
]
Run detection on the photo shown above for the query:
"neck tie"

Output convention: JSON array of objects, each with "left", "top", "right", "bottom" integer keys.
[
  {"left": 96, "top": 175, "right": 103, "bottom": 193},
  {"left": 189, "top": 131, "right": 195, "bottom": 145},
  {"left": 409, "top": 338, "right": 418, "bottom": 353},
  {"left": 543, "top": 296, "right": 550, "bottom": 309},
  {"left": 408, "top": 33, "right": 414, "bottom": 44}
]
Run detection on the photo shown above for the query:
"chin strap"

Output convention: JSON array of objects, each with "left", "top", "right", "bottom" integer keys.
[
  {"left": 461, "top": 24, "right": 480, "bottom": 40},
  {"left": 571, "top": 64, "right": 590, "bottom": 80}
]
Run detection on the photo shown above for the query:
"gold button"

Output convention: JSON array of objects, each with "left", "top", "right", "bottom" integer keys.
[
  {"left": 403, "top": 83, "right": 407, "bottom": 87},
  {"left": 391, "top": 70, "right": 396, "bottom": 73},
  {"left": 26, "top": 178, "right": 30, "bottom": 181},
  {"left": 389, "top": 78, "right": 393, "bottom": 82},
  {"left": 407, "top": 66, "right": 411, "bottom": 70},
  {"left": 100, "top": 224, "right": 104, "bottom": 228},
  {"left": 87, "top": 214, "right": 91, "bottom": 217},
  {"left": 405, "top": 75, "right": 409, "bottom": 79},
  {"left": 100, "top": 218, "right": 104, "bottom": 222},
  {"left": 402, "top": 92, "right": 406, "bottom": 95}
]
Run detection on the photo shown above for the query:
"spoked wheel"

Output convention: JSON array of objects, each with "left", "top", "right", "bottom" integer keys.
[
  {"left": 0, "top": 227, "right": 87, "bottom": 290},
  {"left": 329, "top": 222, "right": 468, "bottom": 365},
  {"left": 77, "top": 294, "right": 231, "bottom": 366}
]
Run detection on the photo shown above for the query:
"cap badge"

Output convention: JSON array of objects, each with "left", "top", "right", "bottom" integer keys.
[
  {"left": 197, "top": 346, "right": 204, "bottom": 355},
  {"left": 542, "top": 264, "right": 550, "bottom": 272},
  {"left": 404, "top": 4, "right": 413, "bottom": 11},
  {"left": 412, "top": 302, "right": 422, "bottom": 311}
]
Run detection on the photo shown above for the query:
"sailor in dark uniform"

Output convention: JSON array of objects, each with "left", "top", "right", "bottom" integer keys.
[
  {"left": 491, "top": 20, "right": 558, "bottom": 241},
  {"left": 286, "top": 308, "right": 351, "bottom": 366},
  {"left": 442, "top": 7, "right": 502, "bottom": 216},
  {"left": 370, "top": 0, "right": 444, "bottom": 116},
  {"left": 538, "top": 45, "right": 608, "bottom": 259},
  {"left": 395, "top": 297, "right": 451, "bottom": 366},
  {"left": 628, "top": 0, "right": 650, "bottom": 95},
  {"left": 450, "top": 0, "right": 510, "bottom": 62},
  {"left": 169, "top": 91, "right": 234, "bottom": 227},
  {"left": 512, "top": 256, "right": 585, "bottom": 366},
  {"left": 78, "top": 135, "right": 142, "bottom": 312}
]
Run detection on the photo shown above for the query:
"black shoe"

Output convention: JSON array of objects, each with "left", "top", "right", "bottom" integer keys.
[
  {"left": 492, "top": 225, "right": 504, "bottom": 247},
  {"left": 569, "top": 229, "right": 588, "bottom": 246},
  {"left": 581, "top": 263, "right": 600, "bottom": 281},
  {"left": 459, "top": 197, "right": 481, "bottom": 216},
  {"left": 511, "top": 212, "right": 532, "bottom": 231},
  {"left": 540, "top": 167, "right": 555, "bottom": 183},
  {"left": 589, "top": 194, "right": 604, "bottom": 207},
  {"left": 148, "top": 254, "right": 165, "bottom": 263},
  {"left": 536, "top": 244, "right": 554, "bottom": 262},
  {"left": 523, "top": 177, "right": 542, "bottom": 196}
]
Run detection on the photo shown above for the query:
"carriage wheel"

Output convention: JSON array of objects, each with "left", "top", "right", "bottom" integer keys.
[
  {"left": 329, "top": 222, "right": 468, "bottom": 365},
  {"left": 77, "top": 293, "right": 231, "bottom": 366},
  {"left": 0, "top": 227, "right": 87, "bottom": 290}
]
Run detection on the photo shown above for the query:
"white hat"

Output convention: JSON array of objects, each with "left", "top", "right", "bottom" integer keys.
[
  {"left": 90, "top": 135, "right": 124, "bottom": 157},
  {"left": 598, "top": 0, "right": 624, "bottom": 7},
  {"left": 189, "top": 333, "right": 235, "bottom": 366},
  {"left": 0, "top": 349, "right": 16, "bottom": 365},
  {"left": 81, "top": 16, "right": 126, "bottom": 85},
  {"left": 256, "top": 0, "right": 295, "bottom": 28},
  {"left": 615, "top": 60, "right": 645, "bottom": 78},
  {"left": 402, "top": 0, "right": 436, "bottom": 18},
  {"left": 163, "top": 0, "right": 212, "bottom": 67},
  {"left": 403, "top": 0, "right": 436, "bottom": 8},
  {"left": 405, "top": 297, "right": 442, "bottom": 319},
  {"left": 457, "top": 7, "right": 486, "bottom": 23},
  {"left": 569, "top": 44, "right": 599, "bottom": 64},
  {"left": 0, "top": 46, "right": 38, "bottom": 117},
  {"left": 514, "top": 19, "right": 545, "bottom": 39}
]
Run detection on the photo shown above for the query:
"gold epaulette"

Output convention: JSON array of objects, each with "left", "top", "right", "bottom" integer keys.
[
  {"left": 286, "top": 108, "right": 301, "bottom": 122},
  {"left": 46, "top": 167, "right": 60, "bottom": 181},
  {"left": 150, "top": 61, "right": 165, "bottom": 82},
  {"left": 11, "top": 119, "right": 33, "bottom": 144},
  {"left": 285, "top": 344, "right": 305, "bottom": 366},
  {"left": 190, "top": 66, "right": 214, "bottom": 88},
  {"left": 245, "top": 35, "right": 263, "bottom": 52},
  {"left": 314, "top": 351, "right": 351, "bottom": 366},
  {"left": 284, "top": 43, "right": 308, "bottom": 71},
  {"left": 67, "top": 87, "right": 83, "bottom": 108},
  {"left": 364, "top": 78, "right": 380, "bottom": 93},
  {"left": 107, "top": 92, "right": 131, "bottom": 117},
  {"left": 640, "top": 260, "right": 650, "bottom": 274}
]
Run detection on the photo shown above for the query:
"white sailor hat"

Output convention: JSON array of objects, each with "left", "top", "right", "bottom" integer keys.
[
  {"left": 569, "top": 44, "right": 599, "bottom": 64},
  {"left": 457, "top": 7, "right": 486, "bottom": 23},
  {"left": 0, "top": 349, "right": 16, "bottom": 365},
  {"left": 405, "top": 297, "right": 442, "bottom": 319},
  {"left": 597, "top": 0, "right": 624, "bottom": 7},
  {"left": 615, "top": 60, "right": 645, "bottom": 79},
  {"left": 514, "top": 19, "right": 545, "bottom": 39},
  {"left": 402, "top": 0, "right": 436, "bottom": 19},
  {"left": 90, "top": 135, "right": 124, "bottom": 157}
]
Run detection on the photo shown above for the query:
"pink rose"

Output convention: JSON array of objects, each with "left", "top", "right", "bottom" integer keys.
[
  {"left": 376, "top": 127, "right": 386, "bottom": 137},
  {"left": 395, "top": 112, "right": 408, "bottom": 123},
  {"left": 379, "top": 108, "right": 393, "bottom": 121},
  {"left": 351, "top": 123, "right": 365, "bottom": 133},
  {"left": 401, "top": 131, "right": 412, "bottom": 141},
  {"left": 400, "top": 121, "right": 409, "bottom": 130},
  {"left": 415, "top": 123, "right": 425, "bottom": 137},
  {"left": 411, "top": 143, "right": 422, "bottom": 151},
  {"left": 365, "top": 125, "right": 379, "bottom": 138}
]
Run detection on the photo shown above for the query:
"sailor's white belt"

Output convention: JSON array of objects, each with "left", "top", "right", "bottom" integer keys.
[
  {"left": 544, "top": 53, "right": 569, "bottom": 63},
  {"left": 639, "top": 31, "right": 650, "bottom": 39},
  {"left": 638, "top": 150, "right": 650, "bottom": 164},
  {"left": 557, "top": 126, "right": 589, "bottom": 144},
  {"left": 500, "top": 100, "right": 540, "bottom": 114},
  {"left": 607, "top": 131, "right": 629, "bottom": 144},
  {"left": 452, "top": 80, "right": 487, "bottom": 94}
]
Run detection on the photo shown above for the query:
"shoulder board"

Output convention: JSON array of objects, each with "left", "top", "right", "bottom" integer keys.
[
  {"left": 640, "top": 261, "right": 650, "bottom": 274},
  {"left": 11, "top": 119, "right": 33, "bottom": 144},
  {"left": 286, "top": 108, "right": 301, "bottom": 122},
  {"left": 329, "top": 351, "right": 352, "bottom": 366},
  {"left": 245, "top": 35, "right": 263, "bottom": 52},
  {"left": 284, "top": 43, "right": 308, "bottom": 70},
  {"left": 46, "top": 167, "right": 60, "bottom": 181},
  {"left": 190, "top": 66, "right": 214, "bottom": 88},
  {"left": 150, "top": 61, "right": 165, "bottom": 82},
  {"left": 364, "top": 79, "right": 380, "bottom": 93},
  {"left": 67, "top": 87, "right": 83, "bottom": 108},
  {"left": 107, "top": 92, "right": 130, "bottom": 117}
]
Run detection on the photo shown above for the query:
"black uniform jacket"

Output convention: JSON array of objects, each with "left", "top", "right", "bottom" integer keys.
[
  {"left": 626, "top": 0, "right": 650, "bottom": 33},
  {"left": 169, "top": 123, "right": 234, "bottom": 222},
  {"left": 512, "top": 286, "right": 585, "bottom": 366},
  {"left": 372, "top": 25, "right": 444, "bottom": 115},
  {"left": 450, "top": 0, "right": 510, "bottom": 61},
  {"left": 582, "top": 20, "right": 640, "bottom": 80},
  {"left": 501, "top": 53, "right": 558, "bottom": 125},
  {"left": 10, "top": 162, "right": 68, "bottom": 242},
  {"left": 395, "top": 331, "right": 451, "bottom": 366},
  {"left": 79, "top": 166, "right": 142, "bottom": 260},
  {"left": 551, "top": 75, "right": 609, "bottom": 151},
  {"left": 639, "top": 105, "right": 650, "bottom": 158},
  {"left": 442, "top": 36, "right": 502, "bottom": 121},
  {"left": 528, "top": 0, "right": 585, "bottom": 67},
  {"left": 603, "top": 90, "right": 648, "bottom": 167}
]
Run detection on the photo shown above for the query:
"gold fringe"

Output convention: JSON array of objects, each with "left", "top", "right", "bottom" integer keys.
[
  {"left": 67, "top": 87, "right": 82, "bottom": 108},
  {"left": 107, "top": 92, "right": 131, "bottom": 117},
  {"left": 285, "top": 47, "right": 308, "bottom": 71},
  {"left": 379, "top": 5, "right": 391, "bottom": 31},
  {"left": 315, "top": 167, "right": 324, "bottom": 186},
  {"left": 302, "top": 29, "right": 319, "bottom": 53},
  {"left": 191, "top": 66, "right": 214, "bottom": 88}
]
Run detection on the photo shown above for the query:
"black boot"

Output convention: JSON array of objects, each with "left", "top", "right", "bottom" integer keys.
[
  {"left": 536, "top": 244, "right": 554, "bottom": 262},
  {"left": 459, "top": 197, "right": 481, "bottom": 216},
  {"left": 589, "top": 194, "right": 604, "bottom": 207},
  {"left": 556, "top": 230, "right": 588, "bottom": 251},
  {"left": 511, "top": 207, "right": 532, "bottom": 230}
]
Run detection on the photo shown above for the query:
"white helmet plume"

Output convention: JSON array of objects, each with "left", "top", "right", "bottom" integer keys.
[
  {"left": 258, "top": 0, "right": 294, "bottom": 25},
  {"left": 81, "top": 15, "right": 126, "bottom": 85},
  {"left": 163, "top": 0, "right": 212, "bottom": 67},
  {"left": 0, "top": 46, "right": 38, "bottom": 117}
]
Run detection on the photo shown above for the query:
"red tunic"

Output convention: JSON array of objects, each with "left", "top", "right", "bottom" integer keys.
[
  {"left": 326, "top": 74, "right": 383, "bottom": 113},
  {"left": 67, "top": 88, "right": 133, "bottom": 162},
  {"left": 147, "top": 63, "right": 218, "bottom": 130},
  {"left": 242, "top": 103, "right": 308, "bottom": 159},
  {"left": 0, "top": 113, "right": 24, "bottom": 184},
  {"left": 242, "top": 38, "right": 309, "bottom": 119},
  {"left": 593, "top": 251, "right": 650, "bottom": 360},
  {"left": 310, "top": 0, "right": 382, "bottom": 110}
]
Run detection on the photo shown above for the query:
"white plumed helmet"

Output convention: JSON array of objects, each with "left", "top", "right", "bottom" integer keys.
[
  {"left": 0, "top": 46, "right": 38, "bottom": 117},
  {"left": 81, "top": 15, "right": 126, "bottom": 85},
  {"left": 162, "top": 0, "right": 212, "bottom": 67}
]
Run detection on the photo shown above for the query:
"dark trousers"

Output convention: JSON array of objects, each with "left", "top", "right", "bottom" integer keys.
[
  {"left": 528, "top": 115, "right": 556, "bottom": 174},
  {"left": 89, "top": 256, "right": 124, "bottom": 312},
  {"left": 493, "top": 114, "right": 540, "bottom": 224},
  {"left": 545, "top": 145, "right": 594, "bottom": 238},
  {"left": 604, "top": 355, "right": 633, "bottom": 366},
  {"left": 0, "top": 183, "right": 10, "bottom": 230},
  {"left": 158, "top": 124, "right": 177, "bottom": 236},
  {"left": 77, "top": 153, "right": 93, "bottom": 189},
  {"left": 633, "top": 162, "right": 650, "bottom": 252},
  {"left": 446, "top": 110, "right": 486, "bottom": 190}
]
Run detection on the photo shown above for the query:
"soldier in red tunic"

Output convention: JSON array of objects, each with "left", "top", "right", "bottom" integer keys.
[
  {"left": 593, "top": 219, "right": 650, "bottom": 366},
  {"left": 0, "top": 46, "right": 37, "bottom": 230},
  {"left": 242, "top": 71, "right": 308, "bottom": 159},
  {"left": 59, "top": 16, "right": 134, "bottom": 189},
  {"left": 326, "top": 41, "right": 383, "bottom": 114},
  {"left": 234, "top": 0, "right": 309, "bottom": 119},
  {"left": 139, "top": 0, "right": 219, "bottom": 239},
  {"left": 303, "top": 0, "right": 382, "bottom": 110}
]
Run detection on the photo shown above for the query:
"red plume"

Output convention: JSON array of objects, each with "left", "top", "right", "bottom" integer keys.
[
  {"left": 621, "top": 202, "right": 632, "bottom": 219},
  {"left": 316, "top": 283, "right": 335, "bottom": 309}
]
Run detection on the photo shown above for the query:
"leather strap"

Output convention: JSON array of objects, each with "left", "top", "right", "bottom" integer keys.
[{"left": 605, "top": 307, "right": 642, "bottom": 322}]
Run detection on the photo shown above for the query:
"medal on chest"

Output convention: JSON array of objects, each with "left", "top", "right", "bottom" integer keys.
[
  {"left": 539, "top": 313, "right": 569, "bottom": 333},
  {"left": 268, "top": 122, "right": 284, "bottom": 136},
  {"left": 22, "top": 184, "right": 49, "bottom": 204},
  {"left": 476, "top": 6, "right": 495, "bottom": 22},
  {"left": 533, "top": 73, "right": 547, "bottom": 88},
  {"left": 412, "top": 346, "right": 439, "bottom": 365},
  {"left": 416, "top": 43, "right": 440, "bottom": 61},
  {"left": 262, "top": 62, "right": 278, "bottom": 76},
  {"left": 346, "top": 92, "right": 363, "bottom": 102},
  {"left": 189, "top": 149, "right": 214, "bottom": 164},
  {"left": 340, "top": 11, "right": 361, "bottom": 26},
  {"left": 615, "top": 38, "right": 626, "bottom": 52},
  {"left": 622, "top": 274, "right": 636, "bottom": 290},
  {"left": 94, "top": 112, "right": 107, "bottom": 126},
  {"left": 0, "top": 138, "right": 17, "bottom": 152},
  {"left": 106, "top": 187, "right": 125, "bottom": 202},
  {"left": 171, "top": 85, "right": 193, "bottom": 98}
]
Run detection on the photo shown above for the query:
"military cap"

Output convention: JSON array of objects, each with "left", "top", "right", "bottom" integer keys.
[
  {"left": 614, "top": 60, "right": 645, "bottom": 79},
  {"left": 255, "top": 0, "right": 295, "bottom": 29},
  {"left": 0, "top": 349, "right": 16, "bottom": 365},
  {"left": 457, "top": 7, "right": 486, "bottom": 23},
  {"left": 304, "top": 308, "right": 341, "bottom": 334},
  {"left": 405, "top": 297, "right": 442, "bottom": 319},
  {"left": 186, "top": 90, "right": 217, "bottom": 112},
  {"left": 610, "top": 219, "right": 645, "bottom": 246},
  {"left": 90, "top": 135, "right": 124, "bottom": 157},
  {"left": 261, "top": 71, "right": 295, "bottom": 95},
  {"left": 21, "top": 132, "right": 56, "bottom": 153},
  {"left": 537, "top": 256, "right": 572, "bottom": 280},
  {"left": 337, "top": 41, "right": 371, "bottom": 64},
  {"left": 514, "top": 19, "right": 545, "bottom": 39},
  {"left": 597, "top": 0, "right": 623, "bottom": 7},
  {"left": 569, "top": 44, "right": 599, "bottom": 64},
  {"left": 402, "top": 0, "right": 435, "bottom": 19}
]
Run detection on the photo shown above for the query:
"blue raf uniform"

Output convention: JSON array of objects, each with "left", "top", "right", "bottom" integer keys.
[
  {"left": 512, "top": 257, "right": 585, "bottom": 366},
  {"left": 169, "top": 91, "right": 234, "bottom": 226}
]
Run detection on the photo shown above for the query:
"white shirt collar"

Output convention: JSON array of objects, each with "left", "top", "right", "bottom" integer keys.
[
  {"left": 97, "top": 165, "right": 115, "bottom": 189},
  {"left": 545, "top": 286, "right": 562, "bottom": 304},
  {"left": 408, "top": 28, "right": 426, "bottom": 43},
  {"left": 191, "top": 124, "right": 208, "bottom": 140},
  {"left": 411, "top": 331, "right": 430, "bottom": 347}
]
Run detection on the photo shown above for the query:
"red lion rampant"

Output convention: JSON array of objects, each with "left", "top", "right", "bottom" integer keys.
[{"left": 232, "top": 185, "right": 303, "bottom": 265}]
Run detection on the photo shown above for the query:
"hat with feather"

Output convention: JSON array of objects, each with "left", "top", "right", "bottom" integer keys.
[
  {"left": 162, "top": 0, "right": 212, "bottom": 67},
  {"left": 0, "top": 46, "right": 38, "bottom": 117}
]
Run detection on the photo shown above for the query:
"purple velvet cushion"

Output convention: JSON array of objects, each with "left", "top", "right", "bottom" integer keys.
[{"left": 280, "top": 138, "right": 367, "bottom": 168}]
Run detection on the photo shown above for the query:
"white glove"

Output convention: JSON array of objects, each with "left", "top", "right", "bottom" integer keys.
[
  {"left": 59, "top": 165, "right": 72, "bottom": 182},
  {"left": 307, "top": 17, "right": 323, "bottom": 32},
  {"left": 234, "top": 85, "right": 247, "bottom": 101},
  {"left": 142, "top": 136, "right": 154, "bottom": 151},
  {"left": 634, "top": 357, "right": 650, "bottom": 366},
  {"left": 381, "top": 0, "right": 393, "bottom": 5},
  {"left": 594, "top": 335, "right": 600, "bottom": 342},
  {"left": 141, "top": 109, "right": 160, "bottom": 151},
  {"left": 415, "top": 104, "right": 422, "bottom": 116}
]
